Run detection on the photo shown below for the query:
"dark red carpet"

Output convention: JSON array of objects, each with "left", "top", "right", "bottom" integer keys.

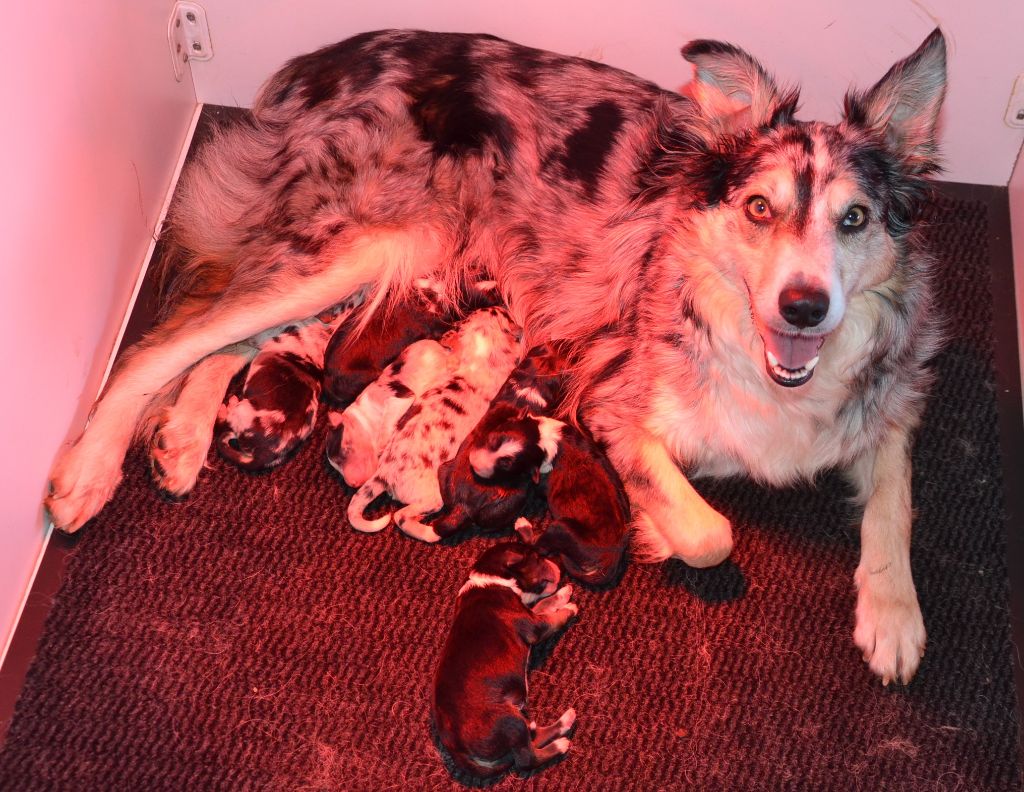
[{"left": 0, "top": 193, "right": 1019, "bottom": 790}]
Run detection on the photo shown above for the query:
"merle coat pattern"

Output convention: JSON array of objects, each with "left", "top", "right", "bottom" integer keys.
[{"left": 46, "top": 29, "right": 947, "bottom": 685}]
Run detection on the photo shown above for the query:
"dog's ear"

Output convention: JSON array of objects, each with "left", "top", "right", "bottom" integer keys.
[
  {"left": 843, "top": 28, "right": 946, "bottom": 175},
  {"left": 681, "top": 39, "right": 799, "bottom": 135}
]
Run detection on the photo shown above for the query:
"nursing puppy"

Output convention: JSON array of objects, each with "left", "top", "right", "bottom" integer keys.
[
  {"left": 323, "top": 278, "right": 501, "bottom": 408},
  {"left": 433, "top": 542, "right": 577, "bottom": 780},
  {"left": 347, "top": 307, "right": 521, "bottom": 540},
  {"left": 431, "top": 342, "right": 569, "bottom": 538},
  {"left": 326, "top": 337, "right": 453, "bottom": 487},
  {"left": 322, "top": 279, "right": 450, "bottom": 408},
  {"left": 215, "top": 313, "right": 346, "bottom": 471},
  {"left": 474, "top": 416, "right": 631, "bottom": 586},
  {"left": 48, "top": 29, "right": 947, "bottom": 685}
]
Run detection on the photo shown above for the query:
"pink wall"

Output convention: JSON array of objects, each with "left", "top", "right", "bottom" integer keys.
[
  {"left": 0, "top": 1, "right": 196, "bottom": 657},
  {"left": 191, "top": 0, "right": 1024, "bottom": 186}
]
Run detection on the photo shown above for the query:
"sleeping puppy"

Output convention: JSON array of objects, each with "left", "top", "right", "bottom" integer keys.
[
  {"left": 322, "top": 280, "right": 450, "bottom": 408},
  {"left": 323, "top": 278, "right": 502, "bottom": 408},
  {"left": 215, "top": 311, "right": 349, "bottom": 472},
  {"left": 326, "top": 338, "right": 453, "bottom": 488},
  {"left": 475, "top": 417, "right": 630, "bottom": 587},
  {"left": 347, "top": 307, "right": 522, "bottom": 541},
  {"left": 430, "top": 342, "right": 569, "bottom": 538},
  {"left": 433, "top": 542, "right": 577, "bottom": 780}
]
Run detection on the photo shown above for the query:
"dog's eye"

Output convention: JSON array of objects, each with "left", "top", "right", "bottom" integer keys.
[
  {"left": 744, "top": 195, "right": 772, "bottom": 223},
  {"left": 840, "top": 205, "right": 869, "bottom": 232}
]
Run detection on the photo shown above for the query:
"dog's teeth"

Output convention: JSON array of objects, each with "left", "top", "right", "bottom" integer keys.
[
  {"left": 766, "top": 350, "right": 780, "bottom": 368},
  {"left": 805, "top": 356, "right": 820, "bottom": 372}
]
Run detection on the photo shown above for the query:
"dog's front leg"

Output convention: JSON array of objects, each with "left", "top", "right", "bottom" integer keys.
[
  {"left": 849, "top": 425, "right": 925, "bottom": 685},
  {"left": 603, "top": 426, "right": 732, "bottom": 567}
]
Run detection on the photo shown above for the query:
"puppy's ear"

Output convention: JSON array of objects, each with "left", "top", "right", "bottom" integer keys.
[
  {"left": 681, "top": 39, "right": 799, "bottom": 135},
  {"left": 843, "top": 28, "right": 946, "bottom": 175}
]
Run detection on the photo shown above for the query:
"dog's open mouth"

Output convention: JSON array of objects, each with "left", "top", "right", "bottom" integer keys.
[{"left": 760, "top": 330, "right": 826, "bottom": 388}]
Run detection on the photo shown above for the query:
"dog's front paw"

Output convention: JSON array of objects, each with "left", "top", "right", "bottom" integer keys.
[
  {"left": 46, "top": 439, "right": 123, "bottom": 532},
  {"left": 632, "top": 505, "right": 733, "bottom": 568},
  {"left": 149, "top": 408, "right": 213, "bottom": 499},
  {"left": 853, "top": 564, "right": 926, "bottom": 685}
]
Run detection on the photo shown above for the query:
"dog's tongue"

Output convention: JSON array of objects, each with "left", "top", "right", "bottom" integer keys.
[{"left": 763, "top": 331, "right": 822, "bottom": 370}]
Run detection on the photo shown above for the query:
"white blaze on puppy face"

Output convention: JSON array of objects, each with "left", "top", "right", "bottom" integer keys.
[{"left": 470, "top": 438, "right": 525, "bottom": 479}]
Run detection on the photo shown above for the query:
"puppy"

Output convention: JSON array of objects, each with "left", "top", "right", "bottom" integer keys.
[
  {"left": 322, "top": 280, "right": 451, "bottom": 408},
  {"left": 323, "top": 278, "right": 502, "bottom": 408},
  {"left": 215, "top": 313, "right": 346, "bottom": 471},
  {"left": 431, "top": 342, "right": 569, "bottom": 538},
  {"left": 326, "top": 338, "right": 453, "bottom": 488},
  {"left": 347, "top": 307, "right": 521, "bottom": 541},
  {"left": 477, "top": 417, "right": 630, "bottom": 586},
  {"left": 433, "top": 542, "right": 577, "bottom": 780}
]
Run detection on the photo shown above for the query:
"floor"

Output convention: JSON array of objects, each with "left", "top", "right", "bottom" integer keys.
[{"left": 1, "top": 178, "right": 1022, "bottom": 762}]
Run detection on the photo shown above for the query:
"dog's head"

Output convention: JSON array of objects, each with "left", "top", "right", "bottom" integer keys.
[
  {"left": 471, "top": 541, "right": 562, "bottom": 603},
  {"left": 677, "top": 29, "right": 946, "bottom": 387},
  {"left": 325, "top": 409, "right": 377, "bottom": 488}
]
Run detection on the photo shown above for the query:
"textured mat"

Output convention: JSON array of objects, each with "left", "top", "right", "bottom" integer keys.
[{"left": 1, "top": 193, "right": 1020, "bottom": 791}]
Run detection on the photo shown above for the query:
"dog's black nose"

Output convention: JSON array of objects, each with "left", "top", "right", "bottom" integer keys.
[{"left": 778, "top": 287, "right": 830, "bottom": 328}]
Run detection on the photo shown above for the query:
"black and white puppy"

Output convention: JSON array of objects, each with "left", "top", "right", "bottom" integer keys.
[
  {"left": 431, "top": 343, "right": 569, "bottom": 538},
  {"left": 477, "top": 418, "right": 631, "bottom": 587},
  {"left": 433, "top": 542, "right": 577, "bottom": 780},
  {"left": 216, "top": 312, "right": 348, "bottom": 472}
]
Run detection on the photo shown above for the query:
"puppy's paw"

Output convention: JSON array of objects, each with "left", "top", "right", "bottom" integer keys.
[
  {"left": 533, "top": 584, "right": 573, "bottom": 614},
  {"left": 549, "top": 737, "right": 571, "bottom": 756},
  {"left": 853, "top": 565, "right": 926, "bottom": 686},
  {"left": 149, "top": 408, "right": 212, "bottom": 498},
  {"left": 395, "top": 511, "right": 442, "bottom": 543},
  {"left": 46, "top": 439, "right": 124, "bottom": 532}
]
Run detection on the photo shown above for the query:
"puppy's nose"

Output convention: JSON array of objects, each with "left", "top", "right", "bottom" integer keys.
[{"left": 778, "top": 287, "right": 829, "bottom": 328}]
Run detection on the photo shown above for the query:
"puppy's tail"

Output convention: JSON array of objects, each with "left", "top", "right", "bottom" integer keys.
[{"left": 347, "top": 477, "right": 391, "bottom": 533}]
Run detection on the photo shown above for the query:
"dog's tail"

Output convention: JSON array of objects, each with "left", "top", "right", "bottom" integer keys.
[{"left": 347, "top": 476, "right": 391, "bottom": 532}]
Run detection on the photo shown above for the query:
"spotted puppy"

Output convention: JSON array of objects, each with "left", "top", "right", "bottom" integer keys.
[
  {"left": 433, "top": 542, "right": 577, "bottom": 780},
  {"left": 215, "top": 303, "right": 357, "bottom": 472},
  {"left": 478, "top": 418, "right": 630, "bottom": 586},
  {"left": 431, "top": 342, "right": 569, "bottom": 538},
  {"left": 347, "top": 307, "right": 521, "bottom": 541},
  {"left": 326, "top": 337, "right": 453, "bottom": 488}
]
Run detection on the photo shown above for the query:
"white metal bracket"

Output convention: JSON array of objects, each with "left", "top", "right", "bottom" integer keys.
[{"left": 168, "top": 2, "right": 213, "bottom": 82}]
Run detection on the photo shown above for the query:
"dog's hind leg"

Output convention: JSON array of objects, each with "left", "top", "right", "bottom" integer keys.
[
  {"left": 848, "top": 425, "right": 925, "bottom": 685},
  {"left": 46, "top": 225, "right": 444, "bottom": 532},
  {"left": 149, "top": 343, "right": 257, "bottom": 498}
]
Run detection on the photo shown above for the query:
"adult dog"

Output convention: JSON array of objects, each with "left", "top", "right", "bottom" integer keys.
[{"left": 46, "top": 28, "right": 946, "bottom": 685}]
